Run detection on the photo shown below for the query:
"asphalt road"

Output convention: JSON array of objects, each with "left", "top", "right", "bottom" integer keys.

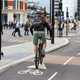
[{"left": 0, "top": 29, "right": 80, "bottom": 80}]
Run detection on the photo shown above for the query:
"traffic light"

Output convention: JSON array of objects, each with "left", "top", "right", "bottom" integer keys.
[
  {"left": 59, "top": 1, "right": 62, "bottom": 11},
  {"left": 75, "top": 12, "right": 78, "bottom": 19},
  {"left": 62, "top": 11, "right": 64, "bottom": 16},
  {"left": 55, "top": 12, "right": 58, "bottom": 17},
  {"left": 66, "top": 8, "right": 69, "bottom": 18}
]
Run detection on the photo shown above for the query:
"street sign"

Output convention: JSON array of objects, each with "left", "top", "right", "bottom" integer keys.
[{"left": 61, "top": 16, "right": 64, "bottom": 21}]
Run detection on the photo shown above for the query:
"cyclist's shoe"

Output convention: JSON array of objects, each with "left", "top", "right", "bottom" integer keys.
[
  {"left": 41, "top": 49, "right": 45, "bottom": 57},
  {"left": 39, "top": 63, "right": 47, "bottom": 69}
]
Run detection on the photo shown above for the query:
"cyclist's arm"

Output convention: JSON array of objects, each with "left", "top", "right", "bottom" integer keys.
[
  {"left": 30, "top": 24, "right": 34, "bottom": 35},
  {"left": 45, "top": 22, "right": 51, "bottom": 32}
]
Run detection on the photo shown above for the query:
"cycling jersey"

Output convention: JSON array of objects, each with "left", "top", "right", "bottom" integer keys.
[{"left": 30, "top": 22, "right": 51, "bottom": 35}]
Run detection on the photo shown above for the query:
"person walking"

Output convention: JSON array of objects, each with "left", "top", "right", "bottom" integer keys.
[
  {"left": 12, "top": 21, "right": 22, "bottom": 37},
  {"left": 58, "top": 21, "right": 64, "bottom": 37},
  {"left": 66, "top": 20, "right": 69, "bottom": 36},
  {"left": 24, "top": 21, "right": 29, "bottom": 36}
]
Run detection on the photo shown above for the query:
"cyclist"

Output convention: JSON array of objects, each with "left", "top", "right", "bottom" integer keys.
[{"left": 30, "top": 13, "right": 51, "bottom": 68}]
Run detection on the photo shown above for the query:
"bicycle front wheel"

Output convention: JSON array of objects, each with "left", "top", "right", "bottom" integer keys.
[
  {"left": 39, "top": 44, "right": 43, "bottom": 64},
  {"left": 35, "top": 49, "right": 39, "bottom": 69}
]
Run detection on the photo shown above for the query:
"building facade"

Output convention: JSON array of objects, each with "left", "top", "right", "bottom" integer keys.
[
  {"left": 62, "top": 0, "right": 77, "bottom": 20},
  {"left": 54, "top": 0, "right": 59, "bottom": 15},
  {"left": 2, "top": 0, "right": 27, "bottom": 24},
  {"left": 54, "top": 0, "right": 78, "bottom": 20}
]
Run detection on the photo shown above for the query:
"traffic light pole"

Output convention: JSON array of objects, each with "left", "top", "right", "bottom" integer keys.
[
  {"left": 0, "top": 0, "right": 4, "bottom": 60},
  {"left": 59, "top": 0, "right": 62, "bottom": 37},
  {"left": 51, "top": 0, "right": 54, "bottom": 44},
  {"left": 50, "top": 0, "right": 52, "bottom": 21}
]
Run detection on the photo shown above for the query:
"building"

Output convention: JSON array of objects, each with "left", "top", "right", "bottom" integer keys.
[
  {"left": 54, "top": 0, "right": 59, "bottom": 15},
  {"left": 62, "top": 0, "right": 77, "bottom": 20},
  {"left": 2, "top": 0, "right": 27, "bottom": 24},
  {"left": 54, "top": 0, "right": 78, "bottom": 20}
]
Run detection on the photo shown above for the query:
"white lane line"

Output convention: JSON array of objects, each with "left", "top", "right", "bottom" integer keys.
[
  {"left": 0, "top": 55, "right": 34, "bottom": 73},
  {"left": 48, "top": 57, "right": 74, "bottom": 80},
  {"left": 64, "top": 57, "right": 74, "bottom": 66},
  {"left": 48, "top": 72, "right": 58, "bottom": 80}
]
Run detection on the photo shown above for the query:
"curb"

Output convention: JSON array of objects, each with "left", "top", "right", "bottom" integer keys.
[
  {"left": 0, "top": 38, "right": 70, "bottom": 74},
  {"left": 46, "top": 38, "right": 70, "bottom": 53},
  {"left": 0, "top": 55, "right": 34, "bottom": 74}
]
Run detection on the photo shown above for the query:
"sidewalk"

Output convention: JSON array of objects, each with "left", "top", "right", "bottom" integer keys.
[{"left": 0, "top": 37, "right": 69, "bottom": 73}]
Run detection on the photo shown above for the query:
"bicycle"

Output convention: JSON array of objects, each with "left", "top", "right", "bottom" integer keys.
[{"left": 35, "top": 36, "right": 44, "bottom": 69}]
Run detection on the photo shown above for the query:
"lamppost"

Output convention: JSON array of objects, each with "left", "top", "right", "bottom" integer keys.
[
  {"left": 50, "top": 0, "right": 52, "bottom": 21},
  {"left": 51, "top": 0, "right": 54, "bottom": 44},
  {"left": 66, "top": 7, "right": 69, "bottom": 36}
]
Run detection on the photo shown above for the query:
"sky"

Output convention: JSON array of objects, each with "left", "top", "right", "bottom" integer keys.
[{"left": 28, "top": 0, "right": 50, "bottom": 13}]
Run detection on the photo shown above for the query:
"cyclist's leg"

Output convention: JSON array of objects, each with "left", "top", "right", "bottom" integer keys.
[
  {"left": 33, "top": 45, "right": 37, "bottom": 54},
  {"left": 33, "top": 33, "right": 40, "bottom": 69},
  {"left": 41, "top": 34, "right": 46, "bottom": 57},
  {"left": 33, "top": 33, "right": 38, "bottom": 54},
  {"left": 39, "top": 41, "right": 47, "bottom": 69}
]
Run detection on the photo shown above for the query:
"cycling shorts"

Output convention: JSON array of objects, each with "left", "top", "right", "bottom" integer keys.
[{"left": 33, "top": 32, "right": 46, "bottom": 45}]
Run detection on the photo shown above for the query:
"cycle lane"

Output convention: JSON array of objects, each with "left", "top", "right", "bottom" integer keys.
[{"left": 0, "top": 54, "right": 74, "bottom": 80}]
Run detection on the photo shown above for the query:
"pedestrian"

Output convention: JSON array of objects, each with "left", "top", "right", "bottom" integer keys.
[
  {"left": 71, "top": 20, "right": 77, "bottom": 30},
  {"left": 27, "top": 16, "right": 32, "bottom": 28},
  {"left": 12, "top": 21, "right": 22, "bottom": 37},
  {"left": 58, "top": 21, "right": 64, "bottom": 37},
  {"left": 47, "top": 19, "right": 53, "bottom": 39},
  {"left": 66, "top": 20, "right": 69, "bottom": 36},
  {"left": 11, "top": 22, "right": 14, "bottom": 29},
  {"left": 24, "top": 21, "right": 29, "bottom": 36}
]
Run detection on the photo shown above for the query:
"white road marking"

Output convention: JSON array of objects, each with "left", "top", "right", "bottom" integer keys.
[
  {"left": 48, "top": 72, "right": 58, "bottom": 80},
  {"left": 29, "top": 69, "right": 43, "bottom": 75},
  {"left": 48, "top": 52, "right": 80, "bottom": 80},
  {"left": 17, "top": 69, "right": 31, "bottom": 75},
  {"left": 0, "top": 55, "right": 34, "bottom": 73},
  {"left": 63, "top": 57, "right": 74, "bottom": 65}
]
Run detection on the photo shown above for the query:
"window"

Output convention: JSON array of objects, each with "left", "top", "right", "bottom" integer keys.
[
  {"left": 20, "top": 1, "right": 23, "bottom": 10},
  {"left": 25, "top": 3, "right": 27, "bottom": 10},
  {"left": 17, "top": 0, "right": 19, "bottom": 9},
  {"left": 13, "top": 0, "right": 16, "bottom": 9}
]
